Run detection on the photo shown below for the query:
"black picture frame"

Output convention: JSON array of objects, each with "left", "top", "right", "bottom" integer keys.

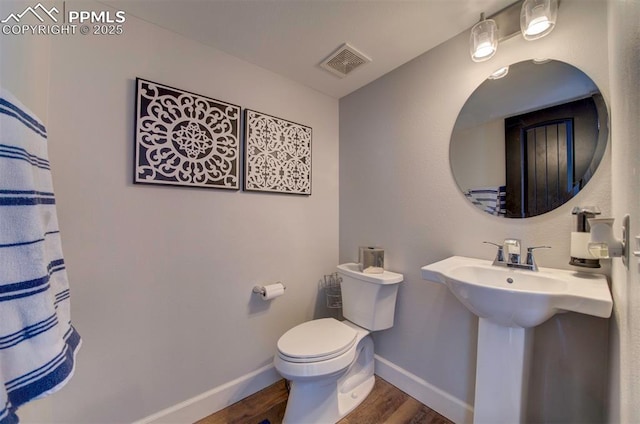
[
  {"left": 243, "top": 109, "right": 312, "bottom": 195},
  {"left": 134, "top": 78, "right": 241, "bottom": 190}
]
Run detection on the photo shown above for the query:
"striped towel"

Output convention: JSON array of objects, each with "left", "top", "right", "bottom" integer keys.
[
  {"left": 0, "top": 88, "right": 81, "bottom": 424},
  {"left": 464, "top": 186, "right": 506, "bottom": 216}
]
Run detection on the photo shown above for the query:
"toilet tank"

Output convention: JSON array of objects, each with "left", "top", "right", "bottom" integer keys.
[{"left": 336, "top": 263, "right": 403, "bottom": 331}]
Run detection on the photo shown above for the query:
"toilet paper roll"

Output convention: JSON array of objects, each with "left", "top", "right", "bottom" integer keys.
[{"left": 261, "top": 283, "right": 285, "bottom": 300}]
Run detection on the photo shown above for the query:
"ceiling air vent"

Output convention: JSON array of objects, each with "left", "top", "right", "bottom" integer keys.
[{"left": 320, "top": 43, "right": 371, "bottom": 78}]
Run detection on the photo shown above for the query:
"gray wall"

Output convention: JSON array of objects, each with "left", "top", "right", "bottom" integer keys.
[
  {"left": 5, "top": 1, "right": 339, "bottom": 422},
  {"left": 340, "top": 0, "right": 612, "bottom": 420},
  {"left": 0, "top": 1, "right": 51, "bottom": 121}
]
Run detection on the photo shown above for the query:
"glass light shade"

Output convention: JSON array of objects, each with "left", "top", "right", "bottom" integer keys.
[
  {"left": 470, "top": 19, "right": 498, "bottom": 62},
  {"left": 520, "top": 0, "right": 558, "bottom": 40}
]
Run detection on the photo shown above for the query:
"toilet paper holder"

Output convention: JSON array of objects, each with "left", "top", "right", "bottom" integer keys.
[
  {"left": 321, "top": 272, "right": 343, "bottom": 309},
  {"left": 252, "top": 282, "right": 286, "bottom": 296}
]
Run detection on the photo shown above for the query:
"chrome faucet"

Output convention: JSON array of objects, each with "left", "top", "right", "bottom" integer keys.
[
  {"left": 504, "top": 239, "right": 521, "bottom": 265},
  {"left": 483, "top": 240, "right": 551, "bottom": 271}
]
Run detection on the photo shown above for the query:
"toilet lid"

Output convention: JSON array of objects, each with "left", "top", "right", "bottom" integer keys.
[{"left": 277, "top": 318, "right": 357, "bottom": 363}]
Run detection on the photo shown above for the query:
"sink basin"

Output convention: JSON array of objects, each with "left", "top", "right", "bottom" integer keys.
[{"left": 421, "top": 256, "right": 612, "bottom": 328}]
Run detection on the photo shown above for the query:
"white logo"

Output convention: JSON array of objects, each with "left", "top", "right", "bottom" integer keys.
[
  {"left": 1, "top": 2, "right": 59, "bottom": 24},
  {"left": 1, "top": 2, "right": 125, "bottom": 36}
]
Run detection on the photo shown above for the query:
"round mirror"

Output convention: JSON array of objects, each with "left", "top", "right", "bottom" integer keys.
[{"left": 450, "top": 60, "right": 608, "bottom": 218}]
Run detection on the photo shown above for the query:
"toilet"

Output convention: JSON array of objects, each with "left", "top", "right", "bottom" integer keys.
[{"left": 274, "top": 263, "right": 403, "bottom": 424}]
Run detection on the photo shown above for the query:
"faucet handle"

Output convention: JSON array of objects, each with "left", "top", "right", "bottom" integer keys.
[
  {"left": 527, "top": 246, "right": 552, "bottom": 252},
  {"left": 527, "top": 245, "right": 552, "bottom": 252},
  {"left": 483, "top": 241, "right": 505, "bottom": 264},
  {"left": 525, "top": 246, "right": 551, "bottom": 270}
]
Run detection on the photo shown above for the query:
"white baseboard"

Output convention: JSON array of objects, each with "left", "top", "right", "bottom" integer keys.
[
  {"left": 132, "top": 364, "right": 281, "bottom": 424},
  {"left": 133, "top": 356, "right": 472, "bottom": 424},
  {"left": 374, "top": 355, "right": 474, "bottom": 424}
]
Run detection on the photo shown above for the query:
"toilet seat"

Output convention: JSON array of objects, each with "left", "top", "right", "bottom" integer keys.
[{"left": 277, "top": 318, "right": 357, "bottom": 363}]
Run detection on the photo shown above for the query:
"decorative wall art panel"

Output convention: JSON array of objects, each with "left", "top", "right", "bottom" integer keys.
[
  {"left": 244, "top": 110, "right": 312, "bottom": 195},
  {"left": 134, "top": 78, "right": 241, "bottom": 189}
]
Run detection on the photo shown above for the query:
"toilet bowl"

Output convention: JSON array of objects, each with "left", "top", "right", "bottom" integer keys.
[
  {"left": 274, "top": 263, "right": 403, "bottom": 424},
  {"left": 275, "top": 319, "right": 374, "bottom": 423}
]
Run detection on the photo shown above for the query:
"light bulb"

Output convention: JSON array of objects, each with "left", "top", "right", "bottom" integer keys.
[
  {"left": 526, "top": 16, "right": 551, "bottom": 36},
  {"left": 475, "top": 43, "right": 494, "bottom": 59}
]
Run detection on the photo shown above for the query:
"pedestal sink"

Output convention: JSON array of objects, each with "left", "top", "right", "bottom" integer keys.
[{"left": 421, "top": 256, "right": 612, "bottom": 424}]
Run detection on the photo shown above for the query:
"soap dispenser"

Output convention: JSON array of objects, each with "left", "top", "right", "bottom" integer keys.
[
  {"left": 588, "top": 216, "right": 627, "bottom": 260},
  {"left": 569, "top": 206, "right": 601, "bottom": 268}
]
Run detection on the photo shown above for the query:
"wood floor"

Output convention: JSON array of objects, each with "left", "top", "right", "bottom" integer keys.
[{"left": 196, "top": 376, "right": 453, "bottom": 424}]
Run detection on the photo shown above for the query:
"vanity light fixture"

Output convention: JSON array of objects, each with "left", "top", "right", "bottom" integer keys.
[
  {"left": 470, "top": 13, "right": 498, "bottom": 62},
  {"left": 488, "top": 66, "right": 510, "bottom": 79},
  {"left": 468, "top": 0, "right": 560, "bottom": 63},
  {"left": 520, "top": 0, "right": 558, "bottom": 40}
]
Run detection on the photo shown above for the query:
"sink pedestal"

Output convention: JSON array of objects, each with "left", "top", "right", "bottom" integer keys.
[{"left": 474, "top": 319, "right": 533, "bottom": 424}]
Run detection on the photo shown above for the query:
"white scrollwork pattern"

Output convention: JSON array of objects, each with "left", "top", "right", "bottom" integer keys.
[
  {"left": 135, "top": 79, "right": 240, "bottom": 189},
  {"left": 245, "top": 110, "right": 311, "bottom": 195}
]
